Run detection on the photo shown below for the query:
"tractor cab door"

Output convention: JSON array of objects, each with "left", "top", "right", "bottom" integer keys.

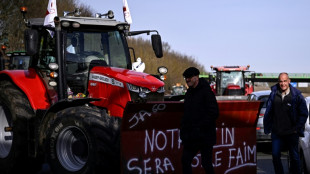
[{"left": 31, "top": 29, "right": 58, "bottom": 104}]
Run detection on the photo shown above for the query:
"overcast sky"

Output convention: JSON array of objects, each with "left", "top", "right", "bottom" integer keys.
[{"left": 78, "top": 0, "right": 310, "bottom": 73}]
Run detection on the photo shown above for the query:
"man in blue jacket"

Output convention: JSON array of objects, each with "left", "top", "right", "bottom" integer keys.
[
  {"left": 180, "top": 67, "right": 219, "bottom": 174},
  {"left": 264, "top": 72, "right": 308, "bottom": 174}
]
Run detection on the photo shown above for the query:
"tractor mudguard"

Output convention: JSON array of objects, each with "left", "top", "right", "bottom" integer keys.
[
  {"left": 121, "top": 100, "right": 262, "bottom": 174},
  {"left": 45, "top": 98, "right": 101, "bottom": 114},
  {"left": 0, "top": 68, "right": 50, "bottom": 110},
  {"left": 37, "top": 97, "right": 101, "bottom": 146}
]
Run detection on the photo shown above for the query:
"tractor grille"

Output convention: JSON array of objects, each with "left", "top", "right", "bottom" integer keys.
[{"left": 129, "top": 91, "right": 164, "bottom": 102}]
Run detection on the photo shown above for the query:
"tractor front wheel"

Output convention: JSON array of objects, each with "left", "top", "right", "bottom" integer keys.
[{"left": 45, "top": 106, "right": 121, "bottom": 174}]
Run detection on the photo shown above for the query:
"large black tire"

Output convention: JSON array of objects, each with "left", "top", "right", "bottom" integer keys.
[
  {"left": 45, "top": 105, "right": 121, "bottom": 174},
  {"left": 0, "top": 80, "right": 39, "bottom": 173}
]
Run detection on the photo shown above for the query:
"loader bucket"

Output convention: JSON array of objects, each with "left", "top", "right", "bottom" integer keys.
[{"left": 121, "top": 100, "right": 262, "bottom": 174}]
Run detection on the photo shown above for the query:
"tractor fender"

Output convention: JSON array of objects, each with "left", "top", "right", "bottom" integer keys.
[
  {"left": 0, "top": 68, "right": 50, "bottom": 110},
  {"left": 38, "top": 98, "right": 101, "bottom": 146},
  {"left": 46, "top": 98, "right": 101, "bottom": 114}
]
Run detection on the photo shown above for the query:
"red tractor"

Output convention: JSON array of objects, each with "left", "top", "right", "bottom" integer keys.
[
  {"left": 0, "top": 7, "right": 166, "bottom": 173},
  {"left": 209, "top": 65, "right": 254, "bottom": 97}
]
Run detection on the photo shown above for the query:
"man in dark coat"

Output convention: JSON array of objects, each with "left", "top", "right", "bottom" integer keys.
[
  {"left": 180, "top": 67, "right": 219, "bottom": 174},
  {"left": 264, "top": 72, "right": 308, "bottom": 174}
]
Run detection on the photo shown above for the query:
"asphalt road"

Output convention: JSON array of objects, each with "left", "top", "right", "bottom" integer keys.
[{"left": 257, "top": 142, "right": 290, "bottom": 174}]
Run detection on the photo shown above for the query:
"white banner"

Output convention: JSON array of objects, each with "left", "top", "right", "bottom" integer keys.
[
  {"left": 44, "top": 0, "right": 57, "bottom": 37},
  {"left": 123, "top": 0, "right": 132, "bottom": 24}
]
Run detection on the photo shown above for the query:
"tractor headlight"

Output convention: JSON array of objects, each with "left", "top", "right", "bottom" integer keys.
[
  {"left": 49, "top": 63, "right": 59, "bottom": 70},
  {"left": 62, "top": 21, "right": 70, "bottom": 27},
  {"left": 127, "top": 83, "right": 140, "bottom": 93},
  {"left": 158, "top": 66, "right": 168, "bottom": 75},
  {"left": 117, "top": 24, "right": 130, "bottom": 31},
  {"left": 127, "top": 83, "right": 151, "bottom": 93},
  {"left": 157, "top": 86, "right": 165, "bottom": 93},
  {"left": 48, "top": 81, "right": 57, "bottom": 87},
  {"left": 140, "top": 87, "right": 150, "bottom": 93},
  {"left": 72, "top": 22, "right": 80, "bottom": 28}
]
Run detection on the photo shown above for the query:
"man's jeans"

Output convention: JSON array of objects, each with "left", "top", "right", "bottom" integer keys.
[
  {"left": 182, "top": 143, "right": 214, "bottom": 174},
  {"left": 271, "top": 133, "right": 301, "bottom": 174}
]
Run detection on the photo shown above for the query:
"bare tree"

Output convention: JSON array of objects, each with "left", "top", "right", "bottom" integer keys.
[
  {"left": 127, "top": 37, "right": 207, "bottom": 93},
  {"left": 0, "top": 0, "right": 93, "bottom": 52},
  {"left": 0, "top": 0, "right": 206, "bottom": 93}
]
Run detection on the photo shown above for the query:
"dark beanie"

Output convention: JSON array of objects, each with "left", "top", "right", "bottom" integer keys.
[{"left": 183, "top": 67, "right": 200, "bottom": 78}]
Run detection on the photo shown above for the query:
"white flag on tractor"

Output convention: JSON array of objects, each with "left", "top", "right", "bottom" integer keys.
[
  {"left": 44, "top": 0, "right": 57, "bottom": 36},
  {"left": 123, "top": 0, "right": 132, "bottom": 24}
]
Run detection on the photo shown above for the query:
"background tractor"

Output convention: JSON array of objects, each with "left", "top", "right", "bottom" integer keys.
[
  {"left": 0, "top": 45, "right": 30, "bottom": 70},
  {"left": 208, "top": 65, "right": 253, "bottom": 96}
]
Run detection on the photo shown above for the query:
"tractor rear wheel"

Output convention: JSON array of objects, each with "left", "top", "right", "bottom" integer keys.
[
  {"left": 0, "top": 80, "right": 39, "bottom": 173},
  {"left": 45, "top": 106, "right": 121, "bottom": 174}
]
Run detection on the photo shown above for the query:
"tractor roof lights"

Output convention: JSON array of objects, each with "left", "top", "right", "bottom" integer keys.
[{"left": 95, "top": 10, "right": 114, "bottom": 19}]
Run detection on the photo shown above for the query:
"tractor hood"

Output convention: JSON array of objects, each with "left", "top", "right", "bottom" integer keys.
[{"left": 89, "top": 66, "right": 164, "bottom": 92}]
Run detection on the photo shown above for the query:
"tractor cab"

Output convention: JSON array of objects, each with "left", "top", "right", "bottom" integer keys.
[
  {"left": 22, "top": 8, "right": 164, "bottom": 104},
  {"left": 24, "top": 18, "right": 133, "bottom": 100},
  {"left": 64, "top": 29, "right": 130, "bottom": 94},
  {"left": 211, "top": 65, "right": 253, "bottom": 96}
]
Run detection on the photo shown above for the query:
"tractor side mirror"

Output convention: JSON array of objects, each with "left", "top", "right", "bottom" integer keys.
[
  {"left": 24, "top": 29, "right": 38, "bottom": 56},
  {"left": 151, "top": 34, "right": 163, "bottom": 58}
]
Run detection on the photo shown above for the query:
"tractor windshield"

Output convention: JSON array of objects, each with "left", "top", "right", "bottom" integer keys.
[
  {"left": 66, "top": 31, "right": 128, "bottom": 70},
  {"left": 218, "top": 71, "right": 244, "bottom": 95}
]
